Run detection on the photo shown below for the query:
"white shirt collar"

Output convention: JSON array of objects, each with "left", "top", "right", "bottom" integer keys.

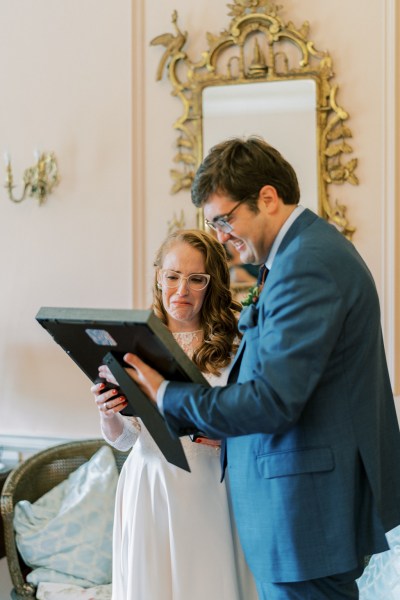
[{"left": 265, "top": 205, "right": 305, "bottom": 270}]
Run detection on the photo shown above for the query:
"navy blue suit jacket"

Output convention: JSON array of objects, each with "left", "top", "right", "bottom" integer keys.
[{"left": 163, "top": 209, "right": 400, "bottom": 583}]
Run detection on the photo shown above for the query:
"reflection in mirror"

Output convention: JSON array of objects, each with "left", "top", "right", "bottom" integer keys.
[{"left": 203, "top": 80, "right": 318, "bottom": 214}]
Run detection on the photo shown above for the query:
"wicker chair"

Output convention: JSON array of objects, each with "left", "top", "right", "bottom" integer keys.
[{"left": 0, "top": 438, "right": 128, "bottom": 600}]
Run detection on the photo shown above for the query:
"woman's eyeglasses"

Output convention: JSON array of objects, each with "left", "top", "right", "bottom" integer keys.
[
  {"left": 159, "top": 269, "right": 211, "bottom": 291},
  {"left": 204, "top": 201, "right": 242, "bottom": 233}
]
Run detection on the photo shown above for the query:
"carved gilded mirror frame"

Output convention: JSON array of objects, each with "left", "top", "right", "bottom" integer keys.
[{"left": 151, "top": 0, "right": 358, "bottom": 239}]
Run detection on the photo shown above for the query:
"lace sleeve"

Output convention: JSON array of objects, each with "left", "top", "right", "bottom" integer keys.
[{"left": 101, "top": 414, "right": 141, "bottom": 452}]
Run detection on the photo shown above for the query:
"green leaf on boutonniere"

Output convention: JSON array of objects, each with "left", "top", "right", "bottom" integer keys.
[{"left": 241, "top": 284, "right": 260, "bottom": 307}]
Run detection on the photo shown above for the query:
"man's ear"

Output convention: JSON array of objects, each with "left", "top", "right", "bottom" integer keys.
[{"left": 259, "top": 185, "right": 279, "bottom": 214}]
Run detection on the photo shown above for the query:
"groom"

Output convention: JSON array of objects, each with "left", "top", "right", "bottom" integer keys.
[{"left": 124, "top": 137, "right": 400, "bottom": 599}]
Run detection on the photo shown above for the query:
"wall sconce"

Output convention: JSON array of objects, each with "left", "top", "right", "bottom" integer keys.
[{"left": 4, "top": 151, "right": 60, "bottom": 205}]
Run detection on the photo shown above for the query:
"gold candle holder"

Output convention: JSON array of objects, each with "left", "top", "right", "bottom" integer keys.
[{"left": 4, "top": 151, "right": 60, "bottom": 205}]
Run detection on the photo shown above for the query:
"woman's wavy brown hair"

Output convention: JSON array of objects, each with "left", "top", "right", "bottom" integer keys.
[{"left": 153, "top": 229, "right": 241, "bottom": 375}]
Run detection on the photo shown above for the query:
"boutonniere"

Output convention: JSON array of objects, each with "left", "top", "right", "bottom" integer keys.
[{"left": 241, "top": 284, "right": 260, "bottom": 307}]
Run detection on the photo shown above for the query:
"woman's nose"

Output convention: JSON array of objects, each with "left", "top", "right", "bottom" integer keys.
[{"left": 176, "top": 278, "right": 189, "bottom": 294}]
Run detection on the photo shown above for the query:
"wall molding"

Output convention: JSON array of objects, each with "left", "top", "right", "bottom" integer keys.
[
  {"left": 131, "top": 0, "right": 147, "bottom": 309},
  {"left": 382, "top": 0, "right": 399, "bottom": 393},
  {"left": 0, "top": 434, "right": 77, "bottom": 465}
]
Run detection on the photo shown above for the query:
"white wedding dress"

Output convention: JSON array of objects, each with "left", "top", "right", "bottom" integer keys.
[{"left": 103, "top": 331, "right": 258, "bottom": 600}]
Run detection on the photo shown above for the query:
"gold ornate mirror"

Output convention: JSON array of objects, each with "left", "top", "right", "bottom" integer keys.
[{"left": 151, "top": 0, "right": 358, "bottom": 240}]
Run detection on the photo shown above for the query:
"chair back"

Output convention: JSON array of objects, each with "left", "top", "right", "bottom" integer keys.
[{"left": 0, "top": 439, "right": 128, "bottom": 600}]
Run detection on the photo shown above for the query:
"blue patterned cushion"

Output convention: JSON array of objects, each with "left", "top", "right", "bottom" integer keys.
[
  {"left": 357, "top": 525, "right": 400, "bottom": 599},
  {"left": 14, "top": 445, "right": 118, "bottom": 587}
]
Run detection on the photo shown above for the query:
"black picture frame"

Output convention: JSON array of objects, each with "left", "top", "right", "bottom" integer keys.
[{"left": 36, "top": 307, "right": 210, "bottom": 471}]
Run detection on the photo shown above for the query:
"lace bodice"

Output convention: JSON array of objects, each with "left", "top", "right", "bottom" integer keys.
[{"left": 172, "top": 329, "right": 202, "bottom": 359}]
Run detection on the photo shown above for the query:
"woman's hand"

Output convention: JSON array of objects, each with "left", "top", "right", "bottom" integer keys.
[
  {"left": 91, "top": 381, "right": 128, "bottom": 417},
  {"left": 98, "top": 365, "right": 119, "bottom": 386}
]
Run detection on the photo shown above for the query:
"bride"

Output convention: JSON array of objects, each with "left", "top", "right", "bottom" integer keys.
[{"left": 91, "top": 229, "right": 258, "bottom": 600}]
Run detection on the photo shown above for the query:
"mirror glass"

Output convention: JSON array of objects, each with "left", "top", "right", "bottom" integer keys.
[{"left": 202, "top": 80, "right": 318, "bottom": 214}]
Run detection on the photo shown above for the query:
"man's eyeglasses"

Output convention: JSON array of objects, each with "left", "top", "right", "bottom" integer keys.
[
  {"left": 204, "top": 201, "right": 242, "bottom": 233},
  {"left": 159, "top": 269, "right": 211, "bottom": 291}
]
